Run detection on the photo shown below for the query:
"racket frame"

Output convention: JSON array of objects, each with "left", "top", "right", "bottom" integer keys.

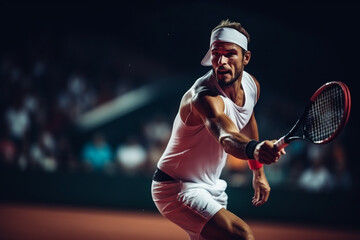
[{"left": 275, "top": 81, "right": 351, "bottom": 150}]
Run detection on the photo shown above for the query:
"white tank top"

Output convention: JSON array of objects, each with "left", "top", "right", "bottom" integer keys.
[{"left": 157, "top": 70, "right": 258, "bottom": 185}]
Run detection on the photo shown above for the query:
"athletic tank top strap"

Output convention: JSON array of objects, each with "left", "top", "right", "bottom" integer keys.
[{"left": 220, "top": 71, "right": 257, "bottom": 130}]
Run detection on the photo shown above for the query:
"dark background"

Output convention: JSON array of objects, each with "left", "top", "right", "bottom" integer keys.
[{"left": 0, "top": 0, "right": 359, "bottom": 229}]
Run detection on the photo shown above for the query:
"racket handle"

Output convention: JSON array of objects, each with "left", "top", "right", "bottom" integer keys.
[{"left": 274, "top": 136, "right": 288, "bottom": 150}]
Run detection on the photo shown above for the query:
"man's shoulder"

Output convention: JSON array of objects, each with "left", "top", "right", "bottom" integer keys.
[
  {"left": 190, "top": 71, "right": 224, "bottom": 112},
  {"left": 243, "top": 71, "right": 260, "bottom": 101},
  {"left": 244, "top": 71, "right": 259, "bottom": 86},
  {"left": 192, "top": 70, "right": 219, "bottom": 95}
]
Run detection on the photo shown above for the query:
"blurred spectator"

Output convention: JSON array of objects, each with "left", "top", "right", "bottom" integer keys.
[
  {"left": 68, "top": 74, "right": 86, "bottom": 97},
  {"left": 266, "top": 142, "right": 305, "bottom": 189},
  {"left": 116, "top": 136, "right": 147, "bottom": 174},
  {"left": 5, "top": 99, "right": 30, "bottom": 149},
  {"left": 264, "top": 160, "right": 287, "bottom": 188},
  {"left": 24, "top": 129, "right": 58, "bottom": 172},
  {"left": 298, "top": 145, "right": 332, "bottom": 193},
  {"left": 82, "top": 133, "right": 113, "bottom": 173},
  {"left": 143, "top": 113, "right": 171, "bottom": 145},
  {"left": 286, "top": 142, "right": 307, "bottom": 188},
  {"left": 18, "top": 137, "right": 32, "bottom": 171},
  {"left": 330, "top": 142, "right": 352, "bottom": 191},
  {"left": 57, "top": 73, "right": 97, "bottom": 121},
  {"left": 23, "top": 91, "right": 39, "bottom": 116},
  {"left": 287, "top": 158, "right": 305, "bottom": 189},
  {"left": 29, "top": 140, "right": 45, "bottom": 170},
  {"left": 41, "top": 153, "right": 58, "bottom": 172},
  {"left": 146, "top": 141, "right": 167, "bottom": 175},
  {"left": 142, "top": 114, "right": 171, "bottom": 176},
  {"left": 40, "top": 130, "right": 57, "bottom": 155},
  {"left": 67, "top": 73, "right": 97, "bottom": 115},
  {"left": 41, "top": 130, "right": 58, "bottom": 172},
  {"left": 0, "top": 130, "right": 17, "bottom": 168}
]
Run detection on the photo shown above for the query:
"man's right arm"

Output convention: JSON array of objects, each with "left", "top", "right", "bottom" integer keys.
[
  {"left": 192, "top": 92, "right": 253, "bottom": 160},
  {"left": 192, "top": 92, "right": 282, "bottom": 163}
]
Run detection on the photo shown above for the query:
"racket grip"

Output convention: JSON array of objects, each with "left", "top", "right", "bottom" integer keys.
[{"left": 274, "top": 136, "right": 288, "bottom": 150}]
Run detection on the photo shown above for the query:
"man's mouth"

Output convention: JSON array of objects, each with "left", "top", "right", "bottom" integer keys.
[{"left": 217, "top": 69, "right": 231, "bottom": 75}]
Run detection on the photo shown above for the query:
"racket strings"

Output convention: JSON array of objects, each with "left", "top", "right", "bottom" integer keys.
[{"left": 305, "top": 85, "right": 345, "bottom": 142}]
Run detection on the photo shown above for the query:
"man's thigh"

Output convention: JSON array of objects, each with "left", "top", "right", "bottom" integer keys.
[
  {"left": 200, "top": 208, "right": 254, "bottom": 240},
  {"left": 153, "top": 180, "right": 228, "bottom": 239}
]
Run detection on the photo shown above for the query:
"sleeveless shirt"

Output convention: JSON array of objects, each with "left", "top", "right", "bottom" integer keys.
[{"left": 157, "top": 70, "right": 258, "bottom": 185}]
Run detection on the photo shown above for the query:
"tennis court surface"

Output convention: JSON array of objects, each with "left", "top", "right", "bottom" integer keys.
[{"left": 1, "top": 203, "right": 359, "bottom": 240}]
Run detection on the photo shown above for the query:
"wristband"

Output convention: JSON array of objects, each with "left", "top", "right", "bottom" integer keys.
[
  {"left": 245, "top": 140, "right": 259, "bottom": 159},
  {"left": 248, "top": 159, "right": 263, "bottom": 170},
  {"left": 246, "top": 140, "right": 263, "bottom": 170}
]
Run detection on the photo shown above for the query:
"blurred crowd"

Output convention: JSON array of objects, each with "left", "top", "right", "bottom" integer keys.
[
  {"left": 0, "top": 34, "right": 352, "bottom": 194},
  {"left": 0, "top": 34, "right": 168, "bottom": 176},
  {"left": 80, "top": 114, "right": 172, "bottom": 176}
]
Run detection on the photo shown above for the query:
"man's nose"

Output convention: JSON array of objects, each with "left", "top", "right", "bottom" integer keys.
[{"left": 218, "top": 55, "right": 227, "bottom": 65}]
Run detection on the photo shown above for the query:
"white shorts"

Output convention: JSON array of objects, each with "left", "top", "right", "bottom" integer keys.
[{"left": 151, "top": 179, "right": 228, "bottom": 240}]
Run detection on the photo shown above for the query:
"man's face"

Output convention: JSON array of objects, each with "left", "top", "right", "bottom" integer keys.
[{"left": 211, "top": 42, "right": 249, "bottom": 86}]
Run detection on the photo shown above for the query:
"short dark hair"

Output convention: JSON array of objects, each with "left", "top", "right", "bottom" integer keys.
[{"left": 212, "top": 19, "right": 250, "bottom": 53}]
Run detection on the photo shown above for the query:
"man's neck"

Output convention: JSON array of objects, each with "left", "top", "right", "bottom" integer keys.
[{"left": 221, "top": 74, "right": 244, "bottom": 107}]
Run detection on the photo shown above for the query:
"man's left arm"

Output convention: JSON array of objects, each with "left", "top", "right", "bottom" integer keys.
[{"left": 241, "top": 113, "right": 271, "bottom": 207}]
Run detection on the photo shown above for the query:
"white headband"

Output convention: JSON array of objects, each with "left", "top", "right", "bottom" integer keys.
[{"left": 201, "top": 27, "right": 248, "bottom": 66}]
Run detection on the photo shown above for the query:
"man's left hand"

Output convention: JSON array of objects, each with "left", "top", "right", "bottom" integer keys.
[{"left": 252, "top": 167, "right": 270, "bottom": 207}]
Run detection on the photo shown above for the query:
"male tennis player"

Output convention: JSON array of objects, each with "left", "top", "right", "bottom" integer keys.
[{"left": 151, "top": 20, "right": 285, "bottom": 240}]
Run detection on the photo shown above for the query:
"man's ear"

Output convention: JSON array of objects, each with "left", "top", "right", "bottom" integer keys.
[{"left": 243, "top": 51, "right": 251, "bottom": 65}]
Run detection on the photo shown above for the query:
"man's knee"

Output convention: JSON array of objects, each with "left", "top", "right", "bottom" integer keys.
[
  {"left": 231, "top": 220, "right": 255, "bottom": 240},
  {"left": 201, "top": 214, "right": 255, "bottom": 240}
]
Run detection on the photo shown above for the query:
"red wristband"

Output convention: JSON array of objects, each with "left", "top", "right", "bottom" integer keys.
[{"left": 248, "top": 159, "right": 263, "bottom": 170}]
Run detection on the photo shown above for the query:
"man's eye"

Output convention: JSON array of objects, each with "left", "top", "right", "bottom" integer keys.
[{"left": 225, "top": 52, "right": 236, "bottom": 57}]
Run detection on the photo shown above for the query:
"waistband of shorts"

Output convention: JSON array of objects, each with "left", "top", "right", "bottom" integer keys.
[{"left": 153, "top": 168, "right": 176, "bottom": 182}]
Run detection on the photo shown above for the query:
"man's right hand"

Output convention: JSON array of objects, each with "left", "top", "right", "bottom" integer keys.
[{"left": 254, "top": 140, "right": 286, "bottom": 164}]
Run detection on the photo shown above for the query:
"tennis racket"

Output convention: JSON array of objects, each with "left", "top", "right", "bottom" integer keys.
[{"left": 275, "top": 81, "right": 351, "bottom": 150}]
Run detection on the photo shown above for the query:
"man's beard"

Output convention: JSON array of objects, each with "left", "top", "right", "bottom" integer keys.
[{"left": 216, "top": 69, "right": 242, "bottom": 87}]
